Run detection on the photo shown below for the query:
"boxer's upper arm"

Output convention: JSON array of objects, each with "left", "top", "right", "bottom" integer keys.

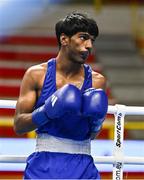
[
  {"left": 90, "top": 71, "right": 107, "bottom": 140},
  {"left": 14, "top": 67, "right": 39, "bottom": 134},
  {"left": 15, "top": 68, "right": 37, "bottom": 116}
]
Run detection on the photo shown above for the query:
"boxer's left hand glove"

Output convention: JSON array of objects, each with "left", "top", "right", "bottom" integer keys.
[{"left": 82, "top": 88, "right": 108, "bottom": 134}]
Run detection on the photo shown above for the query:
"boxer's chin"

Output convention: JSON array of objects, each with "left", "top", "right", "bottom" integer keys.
[{"left": 76, "top": 55, "right": 88, "bottom": 64}]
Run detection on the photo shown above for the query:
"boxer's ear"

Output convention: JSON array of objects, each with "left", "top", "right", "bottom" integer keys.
[{"left": 60, "top": 33, "right": 69, "bottom": 46}]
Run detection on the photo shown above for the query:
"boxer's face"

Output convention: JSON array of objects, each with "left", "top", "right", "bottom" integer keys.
[{"left": 66, "top": 32, "right": 95, "bottom": 64}]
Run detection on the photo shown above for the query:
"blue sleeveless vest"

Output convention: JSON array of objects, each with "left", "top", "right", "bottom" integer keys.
[{"left": 35, "top": 58, "right": 93, "bottom": 140}]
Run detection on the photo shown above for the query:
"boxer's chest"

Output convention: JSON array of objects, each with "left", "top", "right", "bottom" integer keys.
[{"left": 55, "top": 72, "right": 85, "bottom": 90}]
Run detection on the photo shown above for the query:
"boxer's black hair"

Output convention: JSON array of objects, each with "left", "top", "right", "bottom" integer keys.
[{"left": 55, "top": 12, "right": 99, "bottom": 47}]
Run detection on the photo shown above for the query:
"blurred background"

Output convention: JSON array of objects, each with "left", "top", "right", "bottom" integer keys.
[{"left": 0, "top": 0, "right": 144, "bottom": 179}]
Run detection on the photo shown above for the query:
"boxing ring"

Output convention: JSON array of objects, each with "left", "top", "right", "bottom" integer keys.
[{"left": 0, "top": 100, "right": 144, "bottom": 180}]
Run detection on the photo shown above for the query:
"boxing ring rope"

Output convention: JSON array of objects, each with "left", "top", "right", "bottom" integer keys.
[{"left": 0, "top": 100, "right": 144, "bottom": 180}]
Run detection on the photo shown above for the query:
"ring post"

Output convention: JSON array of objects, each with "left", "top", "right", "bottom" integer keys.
[{"left": 113, "top": 104, "right": 126, "bottom": 180}]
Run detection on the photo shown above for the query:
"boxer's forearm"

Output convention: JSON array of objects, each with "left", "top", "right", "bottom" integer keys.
[{"left": 14, "top": 113, "right": 36, "bottom": 135}]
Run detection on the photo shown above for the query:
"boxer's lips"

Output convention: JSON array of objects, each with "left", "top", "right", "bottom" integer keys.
[{"left": 80, "top": 51, "right": 89, "bottom": 60}]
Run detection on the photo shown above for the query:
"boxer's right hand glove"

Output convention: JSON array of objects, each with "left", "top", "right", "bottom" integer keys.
[
  {"left": 82, "top": 88, "right": 108, "bottom": 134},
  {"left": 32, "top": 84, "right": 82, "bottom": 127}
]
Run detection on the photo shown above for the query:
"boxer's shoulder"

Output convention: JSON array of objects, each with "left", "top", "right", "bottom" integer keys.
[
  {"left": 26, "top": 63, "right": 47, "bottom": 78},
  {"left": 92, "top": 70, "right": 106, "bottom": 89},
  {"left": 22, "top": 63, "right": 47, "bottom": 87}
]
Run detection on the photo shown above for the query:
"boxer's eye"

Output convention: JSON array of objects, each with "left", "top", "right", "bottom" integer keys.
[
  {"left": 79, "top": 34, "right": 95, "bottom": 44},
  {"left": 79, "top": 35, "right": 88, "bottom": 41}
]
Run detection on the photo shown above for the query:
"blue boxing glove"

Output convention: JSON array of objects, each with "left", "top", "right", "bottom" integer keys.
[
  {"left": 82, "top": 88, "right": 108, "bottom": 134},
  {"left": 32, "top": 84, "right": 82, "bottom": 127}
]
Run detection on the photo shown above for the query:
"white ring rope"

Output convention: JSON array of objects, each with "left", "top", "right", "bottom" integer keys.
[
  {"left": 0, "top": 100, "right": 17, "bottom": 109},
  {"left": 1, "top": 99, "right": 144, "bottom": 115},
  {"left": 0, "top": 99, "right": 144, "bottom": 180},
  {"left": 0, "top": 155, "right": 144, "bottom": 165}
]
